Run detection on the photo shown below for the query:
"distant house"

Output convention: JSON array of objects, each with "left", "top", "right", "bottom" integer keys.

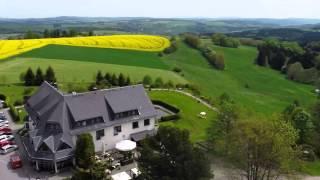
[{"left": 22, "top": 82, "right": 158, "bottom": 173}]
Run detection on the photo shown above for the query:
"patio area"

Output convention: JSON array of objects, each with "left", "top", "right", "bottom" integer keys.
[{"left": 95, "top": 140, "right": 141, "bottom": 180}]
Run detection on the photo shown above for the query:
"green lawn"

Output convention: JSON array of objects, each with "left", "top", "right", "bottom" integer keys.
[
  {"left": 0, "top": 85, "right": 36, "bottom": 103},
  {"left": 301, "top": 161, "right": 320, "bottom": 176},
  {"left": 161, "top": 41, "right": 316, "bottom": 114},
  {"left": 149, "top": 90, "right": 216, "bottom": 142},
  {"left": 0, "top": 57, "right": 187, "bottom": 85},
  {"left": 18, "top": 44, "right": 169, "bottom": 70},
  {"left": 0, "top": 40, "right": 316, "bottom": 115}
]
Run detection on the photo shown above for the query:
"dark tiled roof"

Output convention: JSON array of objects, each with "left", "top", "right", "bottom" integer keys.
[{"left": 25, "top": 82, "right": 157, "bottom": 160}]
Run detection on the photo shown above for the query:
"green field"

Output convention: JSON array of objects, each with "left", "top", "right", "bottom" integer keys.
[
  {"left": 19, "top": 44, "right": 169, "bottom": 70},
  {"left": 0, "top": 39, "right": 316, "bottom": 115},
  {"left": 0, "top": 57, "right": 186, "bottom": 85},
  {"left": 149, "top": 90, "right": 216, "bottom": 142},
  {"left": 161, "top": 41, "right": 315, "bottom": 114}
]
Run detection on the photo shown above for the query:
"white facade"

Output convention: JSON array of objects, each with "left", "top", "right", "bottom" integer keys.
[{"left": 73, "top": 118, "right": 156, "bottom": 152}]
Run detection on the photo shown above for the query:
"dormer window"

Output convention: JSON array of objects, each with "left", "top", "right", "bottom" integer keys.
[
  {"left": 114, "top": 109, "right": 139, "bottom": 120},
  {"left": 57, "top": 142, "right": 71, "bottom": 151},
  {"left": 38, "top": 143, "right": 50, "bottom": 152}
]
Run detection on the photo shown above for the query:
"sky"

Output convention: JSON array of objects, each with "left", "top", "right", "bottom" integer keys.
[{"left": 1, "top": 0, "right": 319, "bottom": 19}]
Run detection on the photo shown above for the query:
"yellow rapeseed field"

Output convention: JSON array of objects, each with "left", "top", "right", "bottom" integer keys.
[{"left": 0, "top": 35, "right": 170, "bottom": 59}]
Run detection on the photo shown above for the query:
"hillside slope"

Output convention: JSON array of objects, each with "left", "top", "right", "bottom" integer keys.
[{"left": 162, "top": 41, "right": 315, "bottom": 114}]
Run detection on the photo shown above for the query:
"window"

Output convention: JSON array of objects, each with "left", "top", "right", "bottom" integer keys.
[
  {"left": 96, "top": 129, "right": 105, "bottom": 140},
  {"left": 144, "top": 119, "right": 150, "bottom": 126},
  {"left": 113, "top": 126, "right": 122, "bottom": 136},
  {"left": 132, "top": 121, "right": 139, "bottom": 129},
  {"left": 38, "top": 143, "right": 50, "bottom": 152},
  {"left": 57, "top": 142, "right": 71, "bottom": 151}
]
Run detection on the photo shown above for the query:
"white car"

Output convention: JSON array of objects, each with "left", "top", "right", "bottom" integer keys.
[
  {"left": 0, "top": 123, "right": 9, "bottom": 128},
  {"left": 0, "top": 120, "right": 9, "bottom": 124},
  {"left": 0, "top": 144, "right": 18, "bottom": 154},
  {"left": 0, "top": 135, "right": 14, "bottom": 142}
]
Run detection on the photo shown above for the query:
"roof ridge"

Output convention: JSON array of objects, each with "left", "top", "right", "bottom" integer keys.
[{"left": 63, "top": 84, "right": 144, "bottom": 97}]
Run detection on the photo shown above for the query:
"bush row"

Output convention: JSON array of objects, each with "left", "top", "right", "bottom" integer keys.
[
  {"left": 152, "top": 100, "right": 180, "bottom": 114},
  {"left": 160, "top": 114, "right": 181, "bottom": 122}
]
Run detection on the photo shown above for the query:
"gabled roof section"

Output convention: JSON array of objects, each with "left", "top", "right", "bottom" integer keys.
[{"left": 104, "top": 84, "right": 154, "bottom": 114}]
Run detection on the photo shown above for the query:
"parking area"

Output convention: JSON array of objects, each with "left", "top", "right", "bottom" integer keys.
[{"left": 0, "top": 108, "right": 71, "bottom": 180}]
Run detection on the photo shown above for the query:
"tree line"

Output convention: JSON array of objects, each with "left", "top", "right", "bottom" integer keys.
[
  {"left": 256, "top": 38, "right": 320, "bottom": 84},
  {"left": 93, "top": 71, "right": 132, "bottom": 89},
  {"left": 23, "top": 29, "right": 94, "bottom": 39},
  {"left": 20, "top": 66, "right": 56, "bottom": 86},
  {"left": 184, "top": 34, "right": 225, "bottom": 70},
  {"left": 212, "top": 33, "right": 240, "bottom": 48}
]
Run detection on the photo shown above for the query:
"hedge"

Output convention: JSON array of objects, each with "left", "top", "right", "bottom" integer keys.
[
  {"left": 160, "top": 114, "right": 181, "bottom": 122},
  {"left": 152, "top": 100, "right": 180, "bottom": 113},
  {"left": 152, "top": 100, "right": 181, "bottom": 122}
]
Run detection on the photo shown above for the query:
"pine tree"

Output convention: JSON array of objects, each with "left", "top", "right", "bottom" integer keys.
[
  {"left": 45, "top": 66, "right": 56, "bottom": 83},
  {"left": 125, "top": 76, "right": 131, "bottom": 86},
  {"left": 35, "top": 67, "right": 44, "bottom": 86},
  {"left": 111, "top": 74, "right": 118, "bottom": 86},
  {"left": 24, "top": 67, "right": 35, "bottom": 86},
  {"left": 95, "top": 71, "right": 103, "bottom": 85},
  {"left": 104, "top": 72, "right": 111, "bottom": 84},
  {"left": 118, "top": 73, "right": 126, "bottom": 87}
]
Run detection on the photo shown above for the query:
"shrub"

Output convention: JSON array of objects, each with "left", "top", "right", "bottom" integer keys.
[
  {"left": 160, "top": 114, "right": 181, "bottom": 122},
  {"left": 0, "top": 94, "right": 6, "bottom": 101},
  {"left": 212, "top": 33, "right": 240, "bottom": 48},
  {"left": 142, "top": 75, "right": 152, "bottom": 86},
  {"left": 8, "top": 104, "right": 20, "bottom": 122},
  {"left": 153, "top": 77, "right": 164, "bottom": 88},
  {"left": 23, "top": 88, "right": 34, "bottom": 96},
  {"left": 13, "top": 100, "right": 23, "bottom": 106},
  {"left": 184, "top": 34, "right": 201, "bottom": 49},
  {"left": 202, "top": 50, "right": 225, "bottom": 70},
  {"left": 172, "top": 67, "right": 182, "bottom": 73},
  {"left": 152, "top": 100, "right": 180, "bottom": 113},
  {"left": 163, "top": 40, "right": 178, "bottom": 54}
]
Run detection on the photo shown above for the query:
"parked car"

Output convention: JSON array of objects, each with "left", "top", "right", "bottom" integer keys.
[
  {"left": 10, "top": 154, "right": 22, "bottom": 169},
  {"left": 0, "top": 131, "right": 12, "bottom": 136},
  {"left": 0, "top": 135, "right": 14, "bottom": 142},
  {"left": 0, "top": 127, "right": 11, "bottom": 132},
  {"left": 0, "top": 140, "right": 15, "bottom": 148},
  {"left": 0, "top": 124, "right": 9, "bottom": 128},
  {"left": 0, "top": 120, "right": 9, "bottom": 124},
  {"left": 0, "top": 116, "right": 6, "bottom": 120},
  {"left": 0, "top": 144, "right": 18, "bottom": 154}
]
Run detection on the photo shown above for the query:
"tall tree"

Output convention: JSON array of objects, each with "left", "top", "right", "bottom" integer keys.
[
  {"left": 291, "top": 108, "right": 313, "bottom": 144},
  {"left": 104, "top": 72, "right": 111, "bottom": 84},
  {"left": 45, "top": 66, "right": 56, "bottom": 83},
  {"left": 228, "top": 118, "right": 299, "bottom": 180},
  {"left": 34, "top": 67, "right": 44, "bottom": 86},
  {"left": 154, "top": 77, "right": 164, "bottom": 88},
  {"left": 118, "top": 73, "right": 126, "bottom": 87},
  {"left": 142, "top": 75, "right": 152, "bottom": 86},
  {"left": 75, "top": 133, "right": 95, "bottom": 169},
  {"left": 111, "top": 74, "right": 118, "bottom": 86},
  {"left": 207, "top": 94, "right": 238, "bottom": 154},
  {"left": 125, "top": 76, "right": 131, "bottom": 86},
  {"left": 138, "top": 126, "right": 213, "bottom": 180},
  {"left": 24, "top": 67, "right": 35, "bottom": 86},
  {"left": 95, "top": 70, "right": 104, "bottom": 85}
]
